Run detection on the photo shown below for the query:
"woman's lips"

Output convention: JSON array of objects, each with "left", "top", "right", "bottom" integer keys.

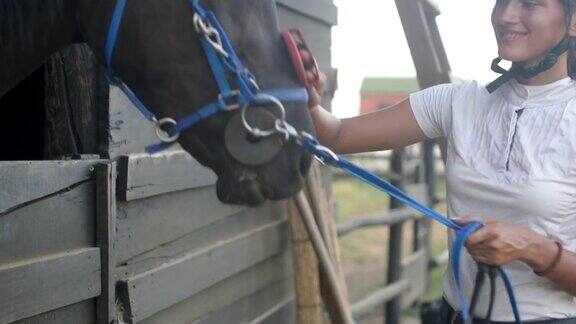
[{"left": 500, "top": 30, "right": 529, "bottom": 42}]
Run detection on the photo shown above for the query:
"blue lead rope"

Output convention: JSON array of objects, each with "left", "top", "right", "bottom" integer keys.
[{"left": 300, "top": 136, "right": 522, "bottom": 323}]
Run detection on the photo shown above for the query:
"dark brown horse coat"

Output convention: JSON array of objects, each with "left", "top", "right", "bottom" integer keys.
[{"left": 0, "top": 0, "right": 314, "bottom": 205}]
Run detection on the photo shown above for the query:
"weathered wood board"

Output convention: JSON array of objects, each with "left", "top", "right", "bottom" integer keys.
[
  {"left": 196, "top": 279, "right": 294, "bottom": 324},
  {"left": 118, "top": 202, "right": 283, "bottom": 276},
  {"left": 0, "top": 161, "right": 99, "bottom": 214},
  {"left": 0, "top": 248, "right": 101, "bottom": 323},
  {"left": 0, "top": 181, "right": 95, "bottom": 264},
  {"left": 115, "top": 185, "right": 244, "bottom": 263},
  {"left": 140, "top": 251, "right": 292, "bottom": 324},
  {"left": 13, "top": 300, "right": 95, "bottom": 324},
  {"left": 119, "top": 220, "right": 288, "bottom": 322},
  {"left": 96, "top": 163, "right": 117, "bottom": 324},
  {"left": 117, "top": 151, "right": 216, "bottom": 201}
]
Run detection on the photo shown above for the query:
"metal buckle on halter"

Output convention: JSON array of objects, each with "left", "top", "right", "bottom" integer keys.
[
  {"left": 241, "top": 94, "right": 286, "bottom": 138},
  {"left": 298, "top": 132, "right": 339, "bottom": 164},
  {"left": 218, "top": 90, "right": 242, "bottom": 111},
  {"left": 274, "top": 119, "right": 300, "bottom": 142},
  {"left": 193, "top": 14, "right": 229, "bottom": 58},
  {"left": 155, "top": 117, "right": 180, "bottom": 143}
]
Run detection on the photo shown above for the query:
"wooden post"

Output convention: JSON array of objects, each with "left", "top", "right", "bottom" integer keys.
[
  {"left": 385, "top": 150, "right": 405, "bottom": 324},
  {"left": 96, "top": 162, "right": 117, "bottom": 324},
  {"left": 288, "top": 199, "right": 324, "bottom": 324},
  {"left": 395, "top": 0, "right": 454, "bottom": 304},
  {"left": 44, "top": 44, "right": 107, "bottom": 159},
  {"left": 305, "top": 162, "right": 350, "bottom": 317},
  {"left": 294, "top": 192, "right": 355, "bottom": 324}
]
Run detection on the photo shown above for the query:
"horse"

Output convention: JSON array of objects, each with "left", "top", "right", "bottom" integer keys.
[{"left": 0, "top": 0, "right": 314, "bottom": 205}]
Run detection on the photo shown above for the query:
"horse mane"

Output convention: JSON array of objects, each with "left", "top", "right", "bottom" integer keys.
[{"left": 0, "top": 0, "right": 67, "bottom": 46}]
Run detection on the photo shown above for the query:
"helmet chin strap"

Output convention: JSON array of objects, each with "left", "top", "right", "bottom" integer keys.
[{"left": 486, "top": 37, "right": 576, "bottom": 93}]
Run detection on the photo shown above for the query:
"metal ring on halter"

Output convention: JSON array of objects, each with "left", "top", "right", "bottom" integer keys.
[
  {"left": 241, "top": 94, "right": 286, "bottom": 138},
  {"left": 155, "top": 117, "right": 180, "bottom": 143}
]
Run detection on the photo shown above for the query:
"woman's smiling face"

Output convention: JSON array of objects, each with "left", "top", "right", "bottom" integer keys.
[{"left": 492, "top": 0, "right": 568, "bottom": 66}]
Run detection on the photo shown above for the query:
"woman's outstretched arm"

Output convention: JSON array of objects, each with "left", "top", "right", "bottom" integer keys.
[
  {"left": 310, "top": 101, "right": 428, "bottom": 154},
  {"left": 307, "top": 74, "right": 428, "bottom": 154}
]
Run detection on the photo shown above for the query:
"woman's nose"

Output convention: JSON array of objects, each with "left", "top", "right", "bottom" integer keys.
[{"left": 496, "top": 1, "right": 521, "bottom": 25}]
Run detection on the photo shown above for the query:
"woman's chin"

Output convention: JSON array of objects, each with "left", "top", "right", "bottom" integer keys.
[{"left": 498, "top": 47, "right": 547, "bottom": 67}]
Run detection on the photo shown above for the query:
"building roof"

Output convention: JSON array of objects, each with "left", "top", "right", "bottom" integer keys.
[{"left": 360, "top": 77, "right": 420, "bottom": 95}]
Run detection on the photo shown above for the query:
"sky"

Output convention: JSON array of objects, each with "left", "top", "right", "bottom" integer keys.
[{"left": 331, "top": 0, "right": 501, "bottom": 117}]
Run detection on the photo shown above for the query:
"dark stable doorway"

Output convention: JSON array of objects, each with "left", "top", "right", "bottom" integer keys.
[{"left": 0, "top": 66, "right": 46, "bottom": 160}]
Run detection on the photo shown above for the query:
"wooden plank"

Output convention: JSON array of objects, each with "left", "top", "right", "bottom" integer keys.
[
  {"left": 107, "top": 86, "right": 155, "bottom": 157},
  {"left": 96, "top": 163, "right": 117, "bottom": 324},
  {"left": 0, "top": 160, "right": 99, "bottom": 214},
  {"left": 44, "top": 44, "right": 107, "bottom": 159},
  {"left": 13, "top": 300, "right": 95, "bottom": 324},
  {"left": 336, "top": 208, "right": 418, "bottom": 237},
  {"left": 197, "top": 279, "right": 294, "bottom": 324},
  {"left": 0, "top": 182, "right": 95, "bottom": 264},
  {"left": 107, "top": 87, "right": 194, "bottom": 158},
  {"left": 394, "top": 0, "right": 452, "bottom": 88},
  {"left": 276, "top": 0, "right": 337, "bottom": 25},
  {"left": 120, "top": 220, "right": 288, "bottom": 322},
  {"left": 118, "top": 201, "right": 283, "bottom": 276},
  {"left": 140, "top": 252, "right": 292, "bottom": 324},
  {"left": 401, "top": 249, "right": 428, "bottom": 308},
  {"left": 0, "top": 248, "right": 101, "bottom": 323},
  {"left": 250, "top": 300, "right": 296, "bottom": 324},
  {"left": 117, "top": 151, "right": 216, "bottom": 201},
  {"left": 115, "top": 186, "right": 244, "bottom": 263},
  {"left": 287, "top": 199, "right": 322, "bottom": 323},
  {"left": 351, "top": 280, "right": 410, "bottom": 317}
]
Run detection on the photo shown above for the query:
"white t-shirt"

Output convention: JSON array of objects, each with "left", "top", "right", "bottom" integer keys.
[{"left": 410, "top": 77, "right": 576, "bottom": 321}]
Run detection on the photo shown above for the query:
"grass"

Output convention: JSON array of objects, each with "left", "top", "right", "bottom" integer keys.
[
  {"left": 332, "top": 177, "right": 449, "bottom": 320},
  {"left": 332, "top": 179, "right": 391, "bottom": 222}
]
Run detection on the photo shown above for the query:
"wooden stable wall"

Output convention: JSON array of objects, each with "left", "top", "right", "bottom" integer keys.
[{"left": 0, "top": 1, "right": 337, "bottom": 323}]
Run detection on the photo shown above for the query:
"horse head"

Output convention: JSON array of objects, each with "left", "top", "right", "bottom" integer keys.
[{"left": 79, "top": 0, "right": 314, "bottom": 205}]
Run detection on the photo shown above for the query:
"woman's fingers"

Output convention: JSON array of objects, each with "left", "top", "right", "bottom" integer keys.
[
  {"left": 306, "top": 72, "right": 325, "bottom": 108},
  {"left": 308, "top": 86, "right": 321, "bottom": 108},
  {"left": 296, "top": 47, "right": 326, "bottom": 108},
  {"left": 300, "top": 48, "right": 312, "bottom": 63},
  {"left": 466, "top": 225, "right": 493, "bottom": 247}
]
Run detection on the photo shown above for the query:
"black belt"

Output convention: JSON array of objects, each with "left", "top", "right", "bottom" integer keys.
[{"left": 441, "top": 298, "right": 576, "bottom": 324}]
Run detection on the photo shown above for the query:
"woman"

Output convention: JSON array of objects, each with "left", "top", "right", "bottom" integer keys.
[{"left": 304, "top": 0, "right": 576, "bottom": 322}]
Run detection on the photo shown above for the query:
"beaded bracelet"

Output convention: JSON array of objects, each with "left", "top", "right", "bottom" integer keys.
[{"left": 534, "top": 241, "right": 563, "bottom": 277}]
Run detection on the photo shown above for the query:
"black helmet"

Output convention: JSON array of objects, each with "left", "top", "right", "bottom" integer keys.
[{"left": 486, "top": 0, "right": 576, "bottom": 93}]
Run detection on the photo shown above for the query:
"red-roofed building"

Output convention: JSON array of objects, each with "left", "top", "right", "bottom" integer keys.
[{"left": 359, "top": 77, "right": 420, "bottom": 114}]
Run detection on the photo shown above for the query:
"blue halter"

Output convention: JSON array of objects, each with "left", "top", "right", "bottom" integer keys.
[{"left": 104, "top": 0, "right": 308, "bottom": 153}]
